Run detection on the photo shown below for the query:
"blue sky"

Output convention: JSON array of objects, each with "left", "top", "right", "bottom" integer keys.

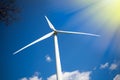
[{"left": 0, "top": 0, "right": 120, "bottom": 80}]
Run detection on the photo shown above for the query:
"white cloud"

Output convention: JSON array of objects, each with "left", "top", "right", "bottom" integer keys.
[
  {"left": 20, "top": 70, "right": 91, "bottom": 80},
  {"left": 47, "top": 70, "right": 91, "bottom": 80},
  {"left": 29, "top": 76, "right": 42, "bottom": 80},
  {"left": 109, "top": 63, "right": 118, "bottom": 70},
  {"left": 20, "top": 77, "right": 27, "bottom": 80},
  {"left": 20, "top": 76, "right": 42, "bottom": 80},
  {"left": 45, "top": 55, "right": 52, "bottom": 62},
  {"left": 20, "top": 72, "right": 42, "bottom": 80},
  {"left": 113, "top": 74, "right": 120, "bottom": 80},
  {"left": 100, "top": 62, "right": 109, "bottom": 69},
  {"left": 100, "top": 62, "right": 118, "bottom": 71}
]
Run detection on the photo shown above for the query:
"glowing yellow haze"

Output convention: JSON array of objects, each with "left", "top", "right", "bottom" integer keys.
[
  {"left": 75, "top": 0, "right": 120, "bottom": 29},
  {"left": 101, "top": 0, "right": 120, "bottom": 28}
]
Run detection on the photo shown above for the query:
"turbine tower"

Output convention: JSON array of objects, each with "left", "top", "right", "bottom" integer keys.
[{"left": 13, "top": 16, "right": 100, "bottom": 80}]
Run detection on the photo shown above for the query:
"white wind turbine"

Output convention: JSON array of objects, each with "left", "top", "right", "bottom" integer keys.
[{"left": 13, "top": 16, "right": 100, "bottom": 80}]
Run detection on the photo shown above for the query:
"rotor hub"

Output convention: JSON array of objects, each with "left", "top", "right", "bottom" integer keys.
[{"left": 54, "top": 31, "right": 57, "bottom": 35}]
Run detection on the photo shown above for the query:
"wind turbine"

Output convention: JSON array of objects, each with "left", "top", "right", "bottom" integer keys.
[{"left": 13, "top": 16, "right": 100, "bottom": 80}]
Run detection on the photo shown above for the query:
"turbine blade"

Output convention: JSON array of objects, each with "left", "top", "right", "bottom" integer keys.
[
  {"left": 45, "top": 16, "right": 56, "bottom": 31},
  {"left": 57, "top": 30, "right": 100, "bottom": 37},
  {"left": 54, "top": 35, "right": 62, "bottom": 80},
  {"left": 13, "top": 31, "right": 54, "bottom": 55}
]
